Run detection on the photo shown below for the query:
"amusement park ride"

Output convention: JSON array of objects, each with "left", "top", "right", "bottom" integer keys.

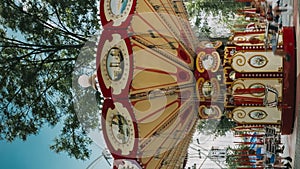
[{"left": 82, "top": 0, "right": 297, "bottom": 168}]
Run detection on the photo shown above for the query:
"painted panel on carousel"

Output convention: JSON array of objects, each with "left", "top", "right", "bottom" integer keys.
[
  {"left": 97, "top": 30, "right": 133, "bottom": 98},
  {"left": 248, "top": 109, "right": 268, "bottom": 120},
  {"left": 196, "top": 51, "right": 221, "bottom": 73},
  {"left": 100, "top": 0, "right": 136, "bottom": 28},
  {"left": 231, "top": 33, "right": 283, "bottom": 47},
  {"left": 101, "top": 99, "right": 138, "bottom": 159},
  {"left": 196, "top": 77, "right": 220, "bottom": 102},
  {"left": 230, "top": 107, "right": 281, "bottom": 124},
  {"left": 198, "top": 105, "right": 222, "bottom": 119},
  {"left": 231, "top": 79, "right": 282, "bottom": 100},
  {"left": 231, "top": 51, "right": 283, "bottom": 72}
]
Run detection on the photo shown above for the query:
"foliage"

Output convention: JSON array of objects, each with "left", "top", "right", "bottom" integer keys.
[
  {"left": 197, "top": 116, "right": 236, "bottom": 138},
  {"left": 0, "top": 0, "right": 100, "bottom": 160},
  {"left": 186, "top": 0, "right": 245, "bottom": 37},
  {"left": 50, "top": 109, "right": 93, "bottom": 160}
]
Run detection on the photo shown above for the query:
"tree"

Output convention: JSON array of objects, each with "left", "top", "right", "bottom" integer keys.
[
  {"left": 186, "top": 0, "right": 245, "bottom": 38},
  {"left": 0, "top": 0, "right": 101, "bottom": 160},
  {"left": 197, "top": 116, "right": 236, "bottom": 138}
]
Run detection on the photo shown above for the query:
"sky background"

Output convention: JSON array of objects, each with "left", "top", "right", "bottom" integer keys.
[{"left": 0, "top": 124, "right": 111, "bottom": 169}]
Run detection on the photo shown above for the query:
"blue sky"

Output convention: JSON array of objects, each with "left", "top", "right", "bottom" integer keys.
[{"left": 0, "top": 124, "right": 110, "bottom": 169}]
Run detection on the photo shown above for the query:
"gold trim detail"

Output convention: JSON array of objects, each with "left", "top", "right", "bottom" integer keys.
[
  {"left": 232, "top": 54, "right": 246, "bottom": 66},
  {"left": 232, "top": 109, "right": 247, "bottom": 118},
  {"left": 231, "top": 82, "right": 246, "bottom": 93}
]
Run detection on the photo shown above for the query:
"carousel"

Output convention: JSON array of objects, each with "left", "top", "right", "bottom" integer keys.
[{"left": 93, "top": 0, "right": 296, "bottom": 168}]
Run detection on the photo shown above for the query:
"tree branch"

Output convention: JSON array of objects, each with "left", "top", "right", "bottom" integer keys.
[{"left": 7, "top": 0, "right": 87, "bottom": 42}]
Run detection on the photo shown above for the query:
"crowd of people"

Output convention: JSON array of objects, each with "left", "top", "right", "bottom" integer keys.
[
  {"left": 248, "top": 0, "right": 292, "bottom": 27},
  {"left": 242, "top": 0, "right": 293, "bottom": 61},
  {"left": 263, "top": 134, "right": 293, "bottom": 168},
  {"left": 237, "top": 127, "right": 294, "bottom": 168}
]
